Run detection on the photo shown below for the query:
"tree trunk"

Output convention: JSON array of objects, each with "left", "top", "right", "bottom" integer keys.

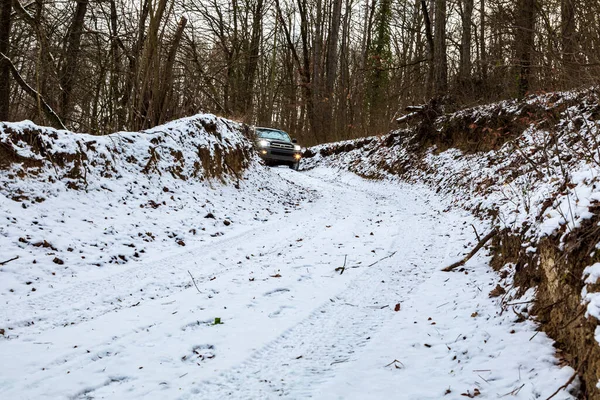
[
  {"left": 312, "top": 0, "right": 324, "bottom": 141},
  {"left": 368, "top": 0, "right": 391, "bottom": 126},
  {"left": 156, "top": 16, "right": 187, "bottom": 125},
  {"left": 324, "top": 0, "right": 342, "bottom": 140},
  {"left": 433, "top": 0, "right": 447, "bottom": 97},
  {"left": 122, "top": 0, "right": 150, "bottom": 126},
  {"left": 420, "top": 0, "right": 434, "bottom": 97},
  {"left": 60, "top": 0, "right": 89, "bottom": 119},
  {"left": 515, "top": 0, "right": 535, "bottom": 98},
  {"left": 479, "top": 0, "right": 486, "bottom": 81},
  {"left": 133, "top": 0, "right": 168, "bottom": 129},
  {"left": 242, "top": 0, "right": 263, "bottom": 116},
  {"left": 298, "top": 0, "right": 317, "bottom": 142},
  {"left": 0, "top": 0, "right": 11, "bottom": 120},
  {"left": 561, "top": 0, "right": 576, "bottom": 84},
  {"left": 459, "top": 0, "right": 473, "bottom": 85},
  {"left": 336, "top": 0, "right": 352, "bottom": 138},
  {"left": 108, "top": 0, "right": 120, "bottom": 128}
]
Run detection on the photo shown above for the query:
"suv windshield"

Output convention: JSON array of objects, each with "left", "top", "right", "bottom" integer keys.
[{"left": 256, "top": 128, "right": 292, "bottom": 142}]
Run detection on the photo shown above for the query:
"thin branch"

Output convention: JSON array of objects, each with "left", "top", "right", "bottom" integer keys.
[
  {"left": 0, "top": 52, "right": 66, "bottom": 130},
  {"left": 0, "top": 256, "right": 19, "bottom": 266},
  {"left": 188, "top": 270, "right": 201, "bottom": 293},
  {"left": 545, "top": 370, "right": 578, "bottom": 400},
  {"left": 335, "top": 255, "right": 348, "bottom": 275},
  {"left": 470, "top": 224, "right": 481, "bottom": 242},
  {"left": 443, "top": 229, "right": 498, "bottom": 272},
  {"left": 367, "top": 251, "right": 398, "bottom": 267}
]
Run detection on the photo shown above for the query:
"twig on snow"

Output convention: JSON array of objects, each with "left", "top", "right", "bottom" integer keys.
[
  {"left": 442, "top": 229, "right": 498, "bottom": 272},
  {"left": 504, "top": 300, "right": 535, "bottom": 306},
  {"left": 500, "top": 383, "right": 525, "bottom": 397},
  {"left": 335, "top": 255, "right": 347, "bottom": 275},
  {"left": 470, "top": 224, "right": 481, "bottom": 242},
  {"left": 384, "top": 359, "right": 405, "bottom": 368},
  {"left": 545, "top": 371, "right": 578, "bottom": 400},
  {"left": 0, "top": 256, "right": 19, "bottom": 266},
  {"left": 351, "top": 251, "right": 398, "bottom": 270},
  {"left": 330, "top": 359, "right": 349, "bottom": 366},
  {"left": 188, "top": 270, "right": 201, "bottom": 293},
  {"left": 529, "top": 330, "right": 541, "bottom": 341},
  {"left": 367, "top": 251, "right": 397, "bottom": 267},
  {"left": 545, "top": 354, "right": 587, "bottom": 400}
]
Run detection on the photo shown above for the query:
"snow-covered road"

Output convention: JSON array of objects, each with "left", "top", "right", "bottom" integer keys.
[{"left": 0, "top": 168, "right": 575, "bottom": 399}]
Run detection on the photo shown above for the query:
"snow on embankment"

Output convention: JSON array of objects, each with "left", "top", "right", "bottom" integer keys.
[
  {"left": 0, "top": 115, "right": 312, "bottom": 304},
  {"left": 304, "top": 88, "right": 600, "bottom": 396}
]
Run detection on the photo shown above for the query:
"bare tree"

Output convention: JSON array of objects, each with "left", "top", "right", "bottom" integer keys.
[
  {"left": 433, "top": 0, "right": 447, "bottom": 97},
  {"left": 59, "top": 0, "right": 89, "bottom": 118},
  {"left": 515, "top": 0, "right": 536, "bottom": 98},
  {"left": 459, "top": 0, "right": 474, "bottom": 87},
  {"left": 0, "top": 0, "right": 10, "bottom": 120}
]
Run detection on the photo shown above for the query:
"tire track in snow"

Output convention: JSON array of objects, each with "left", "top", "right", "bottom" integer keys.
[
  {"left": 0, "top": 168, "right": 378, "bottom": 337},
  {"left": 0, "top": 189, "right": 332, "bottom": 336},
  {"left": 191, "top": 187, "right": 464, "bottom": 399}
]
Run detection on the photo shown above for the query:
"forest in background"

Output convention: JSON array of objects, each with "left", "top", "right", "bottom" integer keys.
[{"left": 0, "top": 0, "right": 596, "bottom": 145}]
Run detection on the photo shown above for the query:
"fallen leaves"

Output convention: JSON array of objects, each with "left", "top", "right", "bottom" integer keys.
[
  {"left": 32, "top": 240, "right": 57, "bottom": 250},
  {"left": 489, "top": 284, "right": 506, "bottom": 298},
  {"left": 394, "top": 303, "right": 401, "bottom": 312},
  {"left": 460, "top": 388, "right": 481, "bottom": 398}
]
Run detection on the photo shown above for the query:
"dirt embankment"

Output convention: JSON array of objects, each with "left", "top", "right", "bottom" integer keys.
[
  {"left": 0, "top": 114, "right": 255, "bottom": 202},
  {"left": 304, "top": 89, "right": 600, "bottom": 398}
]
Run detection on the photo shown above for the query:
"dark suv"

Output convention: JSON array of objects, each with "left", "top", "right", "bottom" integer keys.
[{"left": 254, "top": 127, "right": 302, "bottom": 170}]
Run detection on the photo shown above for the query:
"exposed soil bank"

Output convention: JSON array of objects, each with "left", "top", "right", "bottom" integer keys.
[{"left": 0, "top": 114, "right": 254, "bottom": 201}]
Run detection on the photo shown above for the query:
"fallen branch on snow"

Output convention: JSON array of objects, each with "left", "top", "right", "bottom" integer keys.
[
  {"left": 188, "top": 270, "right": 202, "bottom": 293},
  {"left": 442, "top": 229, "right": 498, "bottom": 272},
  {"left": 545, "top": 353, "right": 587, "bottom": 400},
  {"left": 0, "top": 256, "right": 19, "bottom": 266},
  {"left": 335, "top": 255, "right": 347, "bottom": 275},
  {"left": 351, "top": 251, "right": 398, "bottom": 269}
]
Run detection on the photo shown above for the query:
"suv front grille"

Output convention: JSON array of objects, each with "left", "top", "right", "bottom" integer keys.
[{"left": 270, "top": 141, "right": 294, "bottom": 150}]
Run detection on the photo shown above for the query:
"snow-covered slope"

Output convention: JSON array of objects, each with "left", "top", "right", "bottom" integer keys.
[
  {"left": 0, "top": 116, "right": 313, "bottom": 302},
  {"left": 304, "top": 88, "right": 600, "bottom": 396}
]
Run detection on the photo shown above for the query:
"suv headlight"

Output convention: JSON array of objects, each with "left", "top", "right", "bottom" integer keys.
[
  {"left": 258, "top": 140, "right": 270, "bottom": 148},
  {"left": 294, "top": 145, "right": 301, "bottom": 151}
]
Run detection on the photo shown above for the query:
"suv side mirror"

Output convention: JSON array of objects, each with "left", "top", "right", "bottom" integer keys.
[{"left": 292, "top": 138, "right": 298, "bottom": 144}]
